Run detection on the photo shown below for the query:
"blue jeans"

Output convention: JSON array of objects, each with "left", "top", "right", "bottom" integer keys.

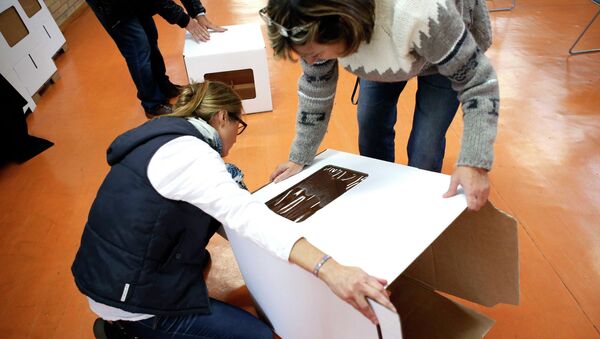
[
  {"left": 120, "top": 298, "right": 273, "bottom": 339},
  {"left": 357, "top": 74, "right": 460, "bottom": 172},
  {"left": 86, "top": 0, "right": 169, "bottom": 110}
]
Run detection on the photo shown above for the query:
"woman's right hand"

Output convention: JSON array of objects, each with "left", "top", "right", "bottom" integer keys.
[
  {"left": 269, "top": 161, "right": 304, "bottom": 183},
  {"left": 186, "top": 18, "right": 210, "bottom": 42},
  {"left": 319, "top": 260, "right": 396, "bottom": 325}
]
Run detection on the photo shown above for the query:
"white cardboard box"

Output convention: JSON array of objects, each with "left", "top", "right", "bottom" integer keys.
[
  {"left": 183, "top": 23, "right": 273, "bottom": 114},
  {"left": 225, "top": 149, "right": 519, "bottom": 338}
]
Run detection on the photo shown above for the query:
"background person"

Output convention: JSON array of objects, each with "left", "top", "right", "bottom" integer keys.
[{"left": 86, "top": 0, "right": 226, "bottom": 117}]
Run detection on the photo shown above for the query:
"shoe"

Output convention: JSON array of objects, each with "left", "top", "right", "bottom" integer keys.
[
  {"left": 161, "top": 83, "right": 183, "bottom": 99},
  {"left": 93, "top": 318, "right": 135, "bottom": 339},
  {"left": 93, "top": 318, "right": 109, "bottom": 339},
  {"left": 145, "top": 104, "right": 172, "bottom": 119}
]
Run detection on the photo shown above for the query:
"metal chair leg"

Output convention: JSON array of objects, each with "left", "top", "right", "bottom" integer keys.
[
  {"left": 569, "top": 9, "right": 600, "bottom": 55},
  {"left": 489, "top": 0, "right": 516, "bottom": 12}
]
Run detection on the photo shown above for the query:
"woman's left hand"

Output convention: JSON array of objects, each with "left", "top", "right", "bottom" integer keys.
[
  {"left": 319, "top": 261, "right": 396, "bottom": 325},
  {"left": 443, "top": 166, "right": 490, "bottom": 211}
]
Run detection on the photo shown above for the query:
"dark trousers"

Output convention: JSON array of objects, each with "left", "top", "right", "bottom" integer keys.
[
  {"left": 357, "top": 74, "right": 460, "bottom": 172},
  {"left": 120, "top": 298, "right": 273, "bottom": 339},
  {"left": 86, "top": 0, "right": 170, "bottom": 110}
]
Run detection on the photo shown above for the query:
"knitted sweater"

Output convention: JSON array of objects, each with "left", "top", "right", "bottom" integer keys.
[{"left": 290, "top": 0, "right": 499, "bottom": 170}]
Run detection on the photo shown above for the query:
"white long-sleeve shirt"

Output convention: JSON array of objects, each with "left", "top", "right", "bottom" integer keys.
[{"left": 90, "top": 135, "right": 302, "bottom": 320}]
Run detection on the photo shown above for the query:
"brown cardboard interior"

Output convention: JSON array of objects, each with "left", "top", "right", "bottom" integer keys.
[
  {"left": 204, "top": 69, "right": 256, "bottom": 100},
  {"left": 388, "top": 275, "right": 495, "bottom": 339},
  {"left": 18, "top": 0, "right": 42, "bottom": 18},
  {"left": 0, "top": 6, "right": 29, "bottom": 47},
  {"left": 403, "top": 201, "right": 520, "bottom": 308}
]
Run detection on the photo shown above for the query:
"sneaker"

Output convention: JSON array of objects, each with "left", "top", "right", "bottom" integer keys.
[
  {"left": 161, "top": 83, "right": 183, "bottom": 99},
  {"left": 145, "top": 104, "right": 172, "bottom": 119}
]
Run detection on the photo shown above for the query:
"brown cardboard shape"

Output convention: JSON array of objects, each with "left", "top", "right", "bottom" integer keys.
[{"left": 390, "top": 201, "right": 519, "bottom": 338}]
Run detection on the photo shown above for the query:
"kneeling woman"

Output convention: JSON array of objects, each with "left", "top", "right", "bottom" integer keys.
[{"left": 72, "top": 81, "right": 394, "bottom": 338}]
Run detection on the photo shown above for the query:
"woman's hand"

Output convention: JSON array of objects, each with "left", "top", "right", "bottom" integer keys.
[
  {"left": 319, "top": 260, "right": 396, "bottom": 324},
  {"left": 269, "top": 161, "right": 304, "bottom": 183},
  {"left": 443, "top": 166, "right": 490, "bottom": 211}
]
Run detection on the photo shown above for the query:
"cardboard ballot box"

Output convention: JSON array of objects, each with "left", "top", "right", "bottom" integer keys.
[
  {"left": 225, "top": 149, "right": 519, "bottom": 338},
  {"left": 183, "top": 23, "right": 272, "bottom": 114}
]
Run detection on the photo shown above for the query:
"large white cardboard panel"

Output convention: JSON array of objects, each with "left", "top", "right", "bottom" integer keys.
[{"left": 225, "top": 150, "right": 469, "bottom": 338}]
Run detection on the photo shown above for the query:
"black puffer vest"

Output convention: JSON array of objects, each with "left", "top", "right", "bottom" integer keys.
[{"left": 72, "top": 117, "right": 220, "bottom": 315}]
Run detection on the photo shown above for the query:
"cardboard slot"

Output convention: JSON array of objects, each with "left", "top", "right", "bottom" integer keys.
[
  {"left": 0, "top": 6, "right": 29, "bottom": 47},
  {"left": 18, "top": 0, "right": 42, "bottom": 18},
  {"left": 204, "top": 69, "right": 256, "bottom": 99}
]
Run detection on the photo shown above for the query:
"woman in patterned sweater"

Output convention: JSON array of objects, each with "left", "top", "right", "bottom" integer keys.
[{"left": 263, "top": 0, "right": 499, "bottom": 211}]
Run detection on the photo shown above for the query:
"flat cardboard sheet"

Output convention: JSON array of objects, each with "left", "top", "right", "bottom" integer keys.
[{"left": 252, "top": 150, "right": 468, "bottom": 283}]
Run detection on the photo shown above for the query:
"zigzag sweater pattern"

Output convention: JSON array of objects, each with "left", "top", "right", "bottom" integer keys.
[{"left": 290, "top": 0, "right": 499, "bottom": 170}]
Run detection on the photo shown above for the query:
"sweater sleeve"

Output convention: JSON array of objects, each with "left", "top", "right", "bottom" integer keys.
[
  {"left": 180, "top": 0, "right": 206, "bottom": 19},
  {"left": 289, "top": 59, "right": 339, "bottom": 165},
  {"left": 147, "top": 136, "right": 303, "bottom": 260},
  {"left": 400, "top": 1, "right": 499, "bottom": 170},
  {"left": 154, "top": 0, "right": 190, "bottom": 28}
]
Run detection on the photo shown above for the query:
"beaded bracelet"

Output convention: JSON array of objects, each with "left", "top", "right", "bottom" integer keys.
[{"left": 313, "top": 254, "right": 332, "bottom": 277}]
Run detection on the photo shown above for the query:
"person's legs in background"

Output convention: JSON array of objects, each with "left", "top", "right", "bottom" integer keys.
[
  {"left": 356, "top": 79, "right": 407, "bottom": 162},
  {"left": 85, "top": 0, "right": 170, "bottom": 116},
  {"left": 407, "top": 74, "right": 460, "bottom": 172},
  {"left": 138, "top": 15, "right": 181, "bottom": 98},
  {"left": 107, "top": 16, "right": 170, "bottom": 115},
  {"left": 119, "top": 298, "right": 273, "bottom": 339}
]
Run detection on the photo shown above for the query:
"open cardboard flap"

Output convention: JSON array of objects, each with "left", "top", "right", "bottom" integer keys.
[
  {"left": 372, "top": 201, "right": 519, "bottom": 339},
  {"left": 403, "top": 201, "right": 520, "bottom": 307}
]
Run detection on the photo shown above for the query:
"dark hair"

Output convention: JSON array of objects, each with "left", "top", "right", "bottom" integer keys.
[{"left": 263, "top": 0, "right": 375, "bottom": 60}]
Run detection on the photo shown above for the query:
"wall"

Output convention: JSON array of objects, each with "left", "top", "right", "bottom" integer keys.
[{"left": 43, "top": 0, "right": 85, "bottom": 28}]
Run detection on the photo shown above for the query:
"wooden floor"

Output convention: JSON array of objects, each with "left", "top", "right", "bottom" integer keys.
[{"left": 0, "top": 0, "right": 599, "bottom": 337}]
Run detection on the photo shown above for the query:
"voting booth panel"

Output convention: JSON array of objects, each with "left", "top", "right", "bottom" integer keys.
[
  {"left": 0, "top": 0, "right": 65, "bottom": 113},
  {"left": 225, "top": 150, "right": 519, "bottom": 338},
  {"left": 183, "top": 23, "right": 272, "bottom": 114}
]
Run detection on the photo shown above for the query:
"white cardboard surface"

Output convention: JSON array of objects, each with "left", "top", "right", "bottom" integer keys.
[
  {"left": 252, "top": 149, "right": 468, "bottom": 283},
  {"left": 0, "top": 0, "right": 63, "bottom": 112},
  {"left": 183, "top": 23, "right": 273, "bottom": 113},
  {"left": 225, "top": 149, "right": 470, "bottom": 338},
  {"left": 369, "top": 299, "right": 403, "bottom": 339}
]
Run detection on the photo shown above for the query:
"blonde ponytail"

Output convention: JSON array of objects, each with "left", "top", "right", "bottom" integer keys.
[{"left": 167, "top": 81, "right": 243, "bottom": 121}]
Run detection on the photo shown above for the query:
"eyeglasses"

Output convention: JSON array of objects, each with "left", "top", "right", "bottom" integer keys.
[
  {"left": 232, "top": 115, "right": 247, "bottom": 135},
  {"left": 259, "top": 7, "right": 312, "bottom": 43}
]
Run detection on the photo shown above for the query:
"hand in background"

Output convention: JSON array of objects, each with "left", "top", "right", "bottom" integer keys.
[
  {"left": 270, "top": 161, "right": 304, "bottom": 183},
  {"left": 186, "top": 18, "right": 210, "bottom": 42},
  {"left": 443, "top": 166, "right": 490, "bottom": 211},
  {"left": 196, "top": 15, "right": 227, "bottom": 34}
]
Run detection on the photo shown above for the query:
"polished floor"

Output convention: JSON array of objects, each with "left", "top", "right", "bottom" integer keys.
[{"left": 1, "top": 0, "right": 599, "bottom": 338}]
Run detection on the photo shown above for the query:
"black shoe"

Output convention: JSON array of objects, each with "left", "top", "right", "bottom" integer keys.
[
  {"left": 93, "top": 318, "right": 135, "bottom": 339},
  {"left": 161, "top": 83, "right": 183, "bottom": 99},
  {"left": 93, "top": 318, "right": 109, "bottom": 339},
  {"left": 145, "top": 103, "right": 172, "bottom": 119}
]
